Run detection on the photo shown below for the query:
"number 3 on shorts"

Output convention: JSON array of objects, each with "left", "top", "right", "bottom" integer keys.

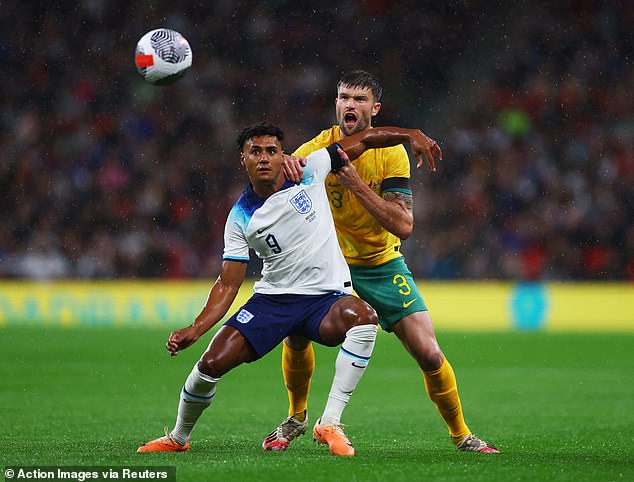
[
  {"left": 393, "top": 274, "right": 417, "bottom": 309},
  {"left": 393, "top": 274, "right": 411, "bottom": 295}
]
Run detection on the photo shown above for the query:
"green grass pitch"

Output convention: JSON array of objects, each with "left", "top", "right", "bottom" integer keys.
[{"left": 1, "top": 326, "right": 633, "bottom": 481}]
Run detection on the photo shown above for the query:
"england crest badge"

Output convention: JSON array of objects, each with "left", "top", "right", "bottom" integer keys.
[
  {"left": 290, "top": 190, "right": 312, "bottom": 214},
  {"left": 236, "top": 309, "right": 254, "bottom": 324}
]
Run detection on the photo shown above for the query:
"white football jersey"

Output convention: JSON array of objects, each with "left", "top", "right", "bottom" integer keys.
[{"left": 223, "top": 146, "right": 352, "bottom": 295}]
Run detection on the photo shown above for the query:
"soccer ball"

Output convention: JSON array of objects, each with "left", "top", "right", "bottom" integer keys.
[{"left": 135, "top": 29, "right": 192, "bottom": 85}]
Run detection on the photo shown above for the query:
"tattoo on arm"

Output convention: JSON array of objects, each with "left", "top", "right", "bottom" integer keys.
[{"left": 383, "top": 191, "right": 413, "bottom": 213}]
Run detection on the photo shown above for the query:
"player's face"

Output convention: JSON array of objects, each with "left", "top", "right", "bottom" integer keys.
[
  {"left": 240, "top": 135, "right": 285, "bottom": 186},
  {"left": 335, "top": 85, "right": 381, "bottom": 137}
]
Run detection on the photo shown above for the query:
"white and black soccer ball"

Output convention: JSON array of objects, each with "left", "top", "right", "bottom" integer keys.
[{"left": 135, "top": 29, "right": 192, "bottom": 85}]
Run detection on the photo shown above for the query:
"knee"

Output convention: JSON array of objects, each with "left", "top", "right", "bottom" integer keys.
[
  {"left": 417, "top": 345, "right": 444, "bottom": 372},
  {"left": 197, "top": 356, "right": 226, "bottom": 379},
  {"left": 346, "top": 301, "right": 378, "bottom": 327}
]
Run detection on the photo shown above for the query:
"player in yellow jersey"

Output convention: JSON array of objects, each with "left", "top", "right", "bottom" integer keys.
[{"left": 262, "top": 71, "right": 499, "bottom": 454}]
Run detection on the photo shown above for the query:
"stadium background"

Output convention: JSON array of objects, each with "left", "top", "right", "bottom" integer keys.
[
  {"left": 2, "top": 1, "right": 632, "bottom": 282},
  {"left": 1, "top": 1, "right": 633, "bottom": 481}
]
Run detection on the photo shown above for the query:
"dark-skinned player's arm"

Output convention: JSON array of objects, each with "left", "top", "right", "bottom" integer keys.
[
  {"left": 166, "top": 260, "right": 247, "bottom": 356},
  {"left": 337, "top": 127, "right": 442, "bottom": 170},
  {"left": 282, "top": 128, "right": 441, "bottom": 182},
  {"left": 334, "top": 127, "right": 442, "bottom": 240}
]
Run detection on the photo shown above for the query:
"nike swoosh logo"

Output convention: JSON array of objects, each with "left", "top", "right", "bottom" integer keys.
[
  {"left": 257, "top": 228, "right": 265, "bottom": 234},
  {"left": 403, "top": 299, "right": 416, "bottom": 308},
  {"left": 351, "top": 362, "right": 366, "bottom": 369}
]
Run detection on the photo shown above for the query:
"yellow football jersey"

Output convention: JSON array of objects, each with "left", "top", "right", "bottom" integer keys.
[{"left": 293, "top": 125, "right": 411, "bottom": 266}]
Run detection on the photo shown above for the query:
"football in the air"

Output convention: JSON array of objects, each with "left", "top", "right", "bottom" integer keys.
[{"left": 135, "top": 29, "right": 192, "bottom": 85}]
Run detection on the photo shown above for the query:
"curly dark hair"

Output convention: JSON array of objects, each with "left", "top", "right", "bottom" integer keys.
[{"left": 236, "top": 122, "right": 285, "bottom": 151}]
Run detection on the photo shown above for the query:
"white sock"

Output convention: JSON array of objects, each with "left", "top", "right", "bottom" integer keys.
[
  {"left": 320, "top": 324, "right": 378, "bottom": 425},
  {"left": 170, "top": 364, "right": 219, "bottom": 445}
]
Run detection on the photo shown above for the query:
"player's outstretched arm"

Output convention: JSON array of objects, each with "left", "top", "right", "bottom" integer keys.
[
  {"left": 337, "top": 127, "right": 442, "bottom": 170},
  {"left": 166, "top": 260, "right": 247, "bottom": 356}
]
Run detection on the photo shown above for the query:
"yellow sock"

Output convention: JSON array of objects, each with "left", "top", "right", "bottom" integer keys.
[
  {"left": 282, "top": 341, "right": 314, "bottom": 418},
  {"left": 423, "top": 358, "right": 471, "bottom": 444}
]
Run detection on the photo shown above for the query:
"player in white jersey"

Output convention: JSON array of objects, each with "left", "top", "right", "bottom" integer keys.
[
  {"left": 223, "top": 140, "right": 351, "bottom": 296},
  {"left": 137, "top": 122, "right": 436, "bottom": 456}
]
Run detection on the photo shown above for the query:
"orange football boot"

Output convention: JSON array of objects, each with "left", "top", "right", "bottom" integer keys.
[
  {"left": 137, "top": 428, "right": 190, "bottom": 453},
  {"left": 313, "top": 418, "right": 355, "bottom": 456}
]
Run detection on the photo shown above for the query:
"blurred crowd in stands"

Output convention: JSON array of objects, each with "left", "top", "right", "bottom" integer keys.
[{"left": 1, "top": 1, "right": 632, "bottom": 280}]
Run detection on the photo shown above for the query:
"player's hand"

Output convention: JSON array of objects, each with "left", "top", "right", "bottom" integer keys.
[
  {"left": 282, "top": 155, "right": 306, "bottom": 183},
  {"left": 333, "top": 148, "right": 363, "bottom": 189},
  {"left": 410, "top": 131, "right": 442, "bottom": 171},
  {"left": 166, "top": 326, "right": 200, "bottom": 356}
]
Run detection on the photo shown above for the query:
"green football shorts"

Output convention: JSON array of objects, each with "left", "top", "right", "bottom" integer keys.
[{"left": 349, "top": 256, "right": 428, "bottom": 331}]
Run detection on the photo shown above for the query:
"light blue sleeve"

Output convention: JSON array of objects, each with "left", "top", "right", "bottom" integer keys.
[
  {"left": 301, "top": 148, "right": 331, "bottom": 186},
  {"left": 222, "top": 205, "right": 250, "bottom": 262}
]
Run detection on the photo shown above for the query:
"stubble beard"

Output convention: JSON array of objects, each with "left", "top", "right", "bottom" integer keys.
[{"left": 339, "top": 117, "right": 371, "bottom": 138}]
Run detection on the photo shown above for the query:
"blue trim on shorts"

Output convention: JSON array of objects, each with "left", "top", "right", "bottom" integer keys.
[{"left": 224, "top": 291, "right": 349, "bottom": 359}]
